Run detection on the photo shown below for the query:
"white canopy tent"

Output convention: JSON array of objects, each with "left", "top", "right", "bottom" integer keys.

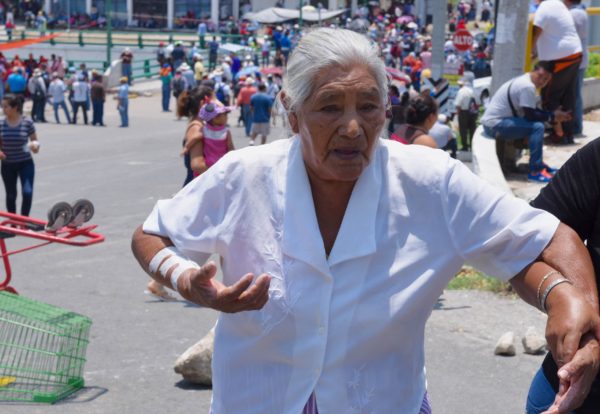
[{"left": 243, "top": 7, "right": 347, "bottom": 24}]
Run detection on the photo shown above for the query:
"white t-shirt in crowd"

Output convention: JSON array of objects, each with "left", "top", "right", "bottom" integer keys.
[
  {"left": 534, "top": 0, "right": 582, "bottom": 61},
  {"left": 569, "top": 6, "right": 588, "bottom": 69},
  {"left": 48, "top": 80, "right": 66, "bottom": 103},
  {"left": 481, "top": 73, "right": 539, "bottom": 128},
  {"left": 72, "top": 81, "right": 90, "bottom": 103},
  {"left": 428, "top": 121, "right": 454, "bottom": 148},
  {"left": 454, "top": 85, "right": 478, "bottom": 111},
  {"left": 143, "top": 137, "right": 558, "bottom": 414}
]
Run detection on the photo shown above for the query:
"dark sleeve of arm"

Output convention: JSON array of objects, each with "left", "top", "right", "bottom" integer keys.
[
  {"left": 522, "top": 106, "right": 554, "bottom": 123},
  {"left": 531, "top": 139, "right": 600, "bottom": 241}
]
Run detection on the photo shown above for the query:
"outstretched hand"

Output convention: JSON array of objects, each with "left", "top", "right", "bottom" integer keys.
[
  {"left": 176, "top": 261, "right": 271, "bottom": 313},
  {"left": 542, "top": 335, "right": 600, "bottom": 414}
]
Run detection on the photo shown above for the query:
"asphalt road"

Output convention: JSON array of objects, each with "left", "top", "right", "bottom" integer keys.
[{"left": 1, "top": 92, "right": 549, "bottom": 413}]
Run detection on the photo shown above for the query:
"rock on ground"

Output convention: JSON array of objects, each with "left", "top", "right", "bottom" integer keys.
[
  {"left": 174, "top": 326, "right": 215, "bottom": 385},
  {"left": 494, "top": 331, "right": 516, "bottom": 356}
]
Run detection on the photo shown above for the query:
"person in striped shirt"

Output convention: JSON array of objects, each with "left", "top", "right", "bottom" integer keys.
[{"left": 0, "top": 94, "right": 39, "bottom": 216}]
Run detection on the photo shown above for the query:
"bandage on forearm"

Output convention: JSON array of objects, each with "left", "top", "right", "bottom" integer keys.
[{"left": 149, "top": 246, "right": 199, "bottom": 293}]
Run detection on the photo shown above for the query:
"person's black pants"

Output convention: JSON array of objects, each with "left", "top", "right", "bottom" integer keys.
[
  {"left": 1, "top": 159, "right": 35, "bottom": 216},
  {"left": 542, "top": 57, "right": 582, "bottom": 140},
  {"left": 458, "top": 111, "right": 477, "bottom": 150},
  {"left": 72, "top": 101, "right": 88, "bottom": 124},
  {"left": 92, "top": 99, "right": 104, "bottom": 125}
]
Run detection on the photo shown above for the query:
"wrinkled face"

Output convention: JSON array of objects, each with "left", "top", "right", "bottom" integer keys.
[{"left": 292, "top": 64, "right": 385, "bottom": 183}]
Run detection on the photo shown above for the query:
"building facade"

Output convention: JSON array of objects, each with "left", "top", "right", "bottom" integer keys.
[{"left": 43, "top": 0, "right": 349, "bottom": 29}]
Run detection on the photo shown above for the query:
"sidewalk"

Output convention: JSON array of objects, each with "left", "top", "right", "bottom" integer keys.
[{"left": 507, "top": 118, "right": 600, "bottom": 201}]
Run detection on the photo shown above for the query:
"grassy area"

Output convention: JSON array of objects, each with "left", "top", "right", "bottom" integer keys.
[
  {"left": 447, "top": 266, "right": 513, "bottom": 294},
  {"left": 586, "top": 53, "right": 599, "bottom": 78}
]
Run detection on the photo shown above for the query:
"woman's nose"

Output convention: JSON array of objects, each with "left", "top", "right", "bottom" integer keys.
[{"left": 339, "top": 112, "right": 361, "bottom": 138}]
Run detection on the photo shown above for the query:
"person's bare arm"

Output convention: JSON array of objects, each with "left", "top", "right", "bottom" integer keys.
[
  {"left": 412, "top": 134, "right": 438, "bottom": 149},
  {"left": 532, "top": 25, "right": 542, "bottom": 60},
  {"left": 189, "top": 138, "right": 207, "bottom": 175},
  {"left": 131, "top": 226, "right": 270, "bottom": 312},
  {"left": 510, "top": 223, "right": 600, "bottom": 413},
  {"left": 226, "top": 130, "right": 234, "bottom": 152}
]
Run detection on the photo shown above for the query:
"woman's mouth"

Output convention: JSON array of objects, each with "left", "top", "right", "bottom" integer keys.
[{"left": 332, "top": 149, "right": 361, "bottom": 160}]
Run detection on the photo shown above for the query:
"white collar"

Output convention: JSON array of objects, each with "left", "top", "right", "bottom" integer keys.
[{"left": 281, "top": 138, "right": 381, "bottom": 275}]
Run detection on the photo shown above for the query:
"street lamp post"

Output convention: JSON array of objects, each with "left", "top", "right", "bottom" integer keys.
[
  {"left": 299, "top": 0, "right": 303, "bottom": 28},
  {"left": 67, "top": 0, "right": 71, "bottom": 32},
  {"left": 106, "top": 0, "right": 113, "bottom": 66},
  {"left": 318, "top": 2, "right": 322, "bottom": 27}
]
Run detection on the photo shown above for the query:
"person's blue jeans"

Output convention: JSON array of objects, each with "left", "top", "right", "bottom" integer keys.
[
  {"left": 573, "top": 68, "right": 585, "bottom": 135},
  {"left": 1, "top": 159, "right": 35, "bottom": 216},
  {"left": 122, "top": 63, "right": 132, "bottom": 85},
  {"left": 92, "top": 99, "right": 104, "bottom": 125},
  {"left": 241, "top": 104, "right": 252, "bottom": 137},
  {"left": 161, "top": 84, "right": 171, "bottom": 111},
  {"left": 526, "top": 368, "right": 574, "bottom": 414},
  {"left": 484, "top": 118, "right": 545, "bottom": 172},
  {"left": 119, "top": 100, "right": 129, "bottom": 127},
  {"left": 53, "top": 101, "right": 71, "bottom": 123}
]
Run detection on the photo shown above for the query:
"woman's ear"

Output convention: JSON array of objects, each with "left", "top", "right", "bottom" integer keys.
[{"left": 279, "top": 90, "right": 299, "bottom": 134}]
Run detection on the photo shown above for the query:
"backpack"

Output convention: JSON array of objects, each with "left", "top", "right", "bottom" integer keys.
[
  {"left": 172, "top": 77, "right": 185, "bottom": 97},
  {"left": 215, "top": 83, "right": 229, "bottom": 106},
  {"left": 468, "top": 96, "right": 479, "bottom": 115}
]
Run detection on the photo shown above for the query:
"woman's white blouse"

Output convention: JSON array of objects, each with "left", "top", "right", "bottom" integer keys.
[{"left": 144, "top": 138, "right": 558, "bottom": 413}]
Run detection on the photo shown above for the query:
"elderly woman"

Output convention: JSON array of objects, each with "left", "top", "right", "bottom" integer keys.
[{"left": 132, "top": 28, "right": 600, "bottom": 413}]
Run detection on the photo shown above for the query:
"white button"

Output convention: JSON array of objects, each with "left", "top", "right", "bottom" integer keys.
[{"left": 318, "top": 326, "right": 325, "bottom": 335}]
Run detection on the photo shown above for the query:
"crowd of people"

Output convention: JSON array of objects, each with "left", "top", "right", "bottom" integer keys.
[{"left": 0, "top": 52, "right": 131, "bottom": 128}]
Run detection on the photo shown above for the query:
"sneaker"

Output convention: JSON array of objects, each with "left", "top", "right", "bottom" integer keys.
[
  {"left": 528, "top": 171, "right": 552, "bottom": 183},
  {"left": 541, "top": 164, "right": 558, "bottom": 175},
  {"left": 249, "top": 140, "right": 255, "bottom": 146}
]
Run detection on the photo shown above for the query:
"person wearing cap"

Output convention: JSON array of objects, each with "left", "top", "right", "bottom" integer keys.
[
  {"left": 71, "top": 73, "right": 90, "bottom": 125},
  {"left": 159, "top": 64, "right": 173, "bottom": 112},
  {"left": 236, "top": 77, "right": 258, "bottom": 137},
  {"left": 453, "top": 71, "right": 479, "bottom": 152},
  {"left": 179, "top": 62, "right": 196, "bottom": 91},
  {"left": 221, "top": 56, "right": 232, "bottom": 83},
  {"left": 120, "top": 47, "right": 134, "bottom": 85},
  {"left": 27, "top": 68, "right": 47, "bottom": 123},
  {"left": 117, "top": 77, "right": 129, "bottom": 127},
  {"left": 156, "top": 42, "right": 167, "bottom": 66},
  {"left": 48, "top": 72, "right": 71, "bottom": 124},
  {"left": 193, "top": 102, "right": 235, "bottom": 171},
  {"left": 249, "top": 83, "right": 274, "bottom": 146}
]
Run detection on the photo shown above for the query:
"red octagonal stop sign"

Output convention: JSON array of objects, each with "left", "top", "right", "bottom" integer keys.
[{"left": 453, "top": 29, "right": 474, "bottom": 52}]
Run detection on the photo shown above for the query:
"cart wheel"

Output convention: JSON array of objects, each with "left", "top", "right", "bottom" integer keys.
[
  {"left": 46, "top": 202, "right": 73, "bottom": 232},
  {"left": 71, "top": 199, "right": 94, "bottom": 224}
]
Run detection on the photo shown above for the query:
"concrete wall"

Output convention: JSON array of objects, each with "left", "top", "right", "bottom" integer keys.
[{"left": 584, "top": 77, "right": 600, "bottom": 110}]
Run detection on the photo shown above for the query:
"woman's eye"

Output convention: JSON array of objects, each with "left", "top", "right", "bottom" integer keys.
[
  {"left": 320, "top": 105, "right": 339, "bottom": 113},
  {"left": 360, "top": 103, "right": 378, "bottom": 111}
]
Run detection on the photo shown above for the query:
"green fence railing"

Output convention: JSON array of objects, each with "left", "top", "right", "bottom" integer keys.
[{"left": 1, "top": 28, "right": 252, "bottom": 50}]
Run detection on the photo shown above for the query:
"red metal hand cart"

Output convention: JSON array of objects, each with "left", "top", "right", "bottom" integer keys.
[{"left": 0, "top": 200, "right": 104, "bottom": 294}]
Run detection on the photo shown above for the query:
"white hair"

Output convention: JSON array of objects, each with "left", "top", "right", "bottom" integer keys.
[{"left": 281, "top": 28, "right": 388, "bottom": 113}]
